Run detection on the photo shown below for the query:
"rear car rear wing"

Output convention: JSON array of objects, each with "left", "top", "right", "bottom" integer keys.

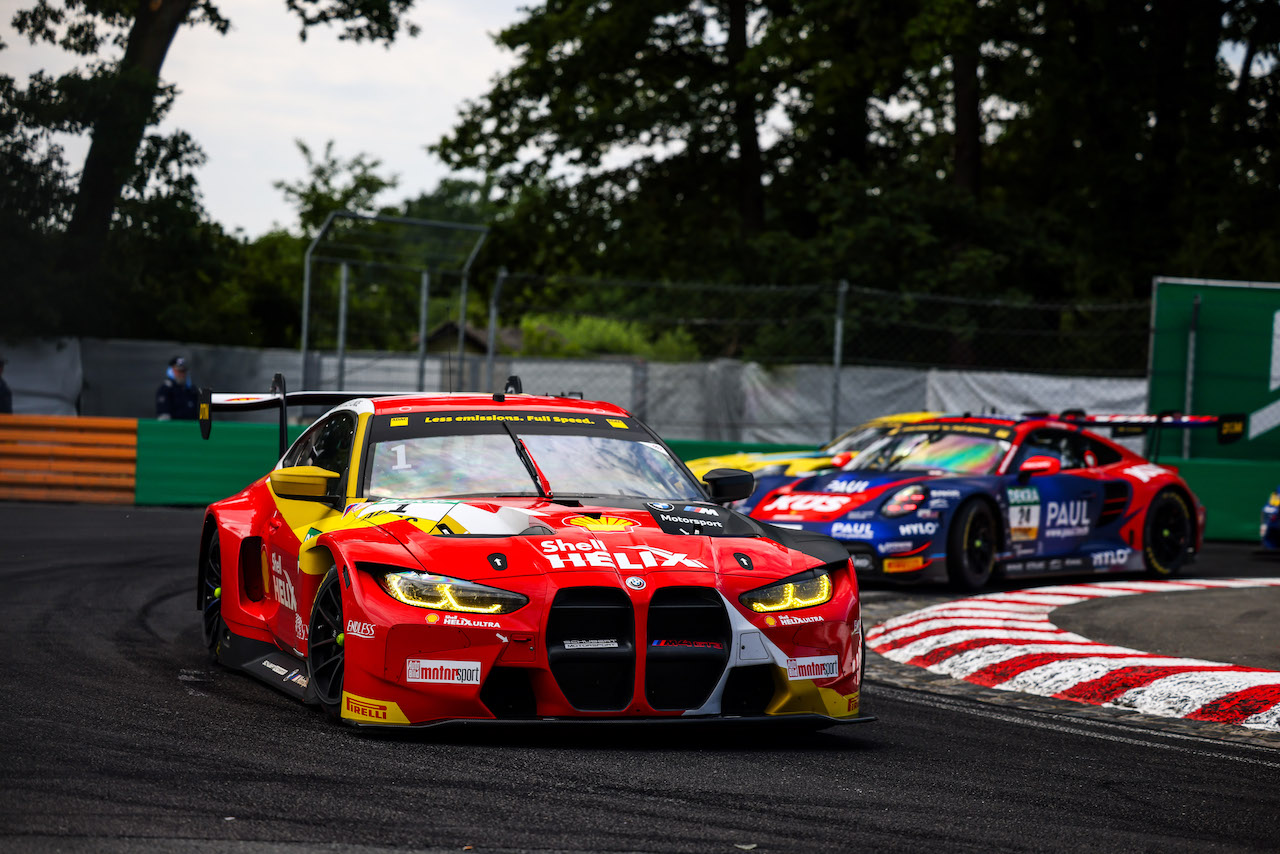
[
  {"left": 198, "top": 373, "right": 411, "bottom": 456},
  {"left": 1041, "top": 410, "right": 1246, "bottom": 461}
]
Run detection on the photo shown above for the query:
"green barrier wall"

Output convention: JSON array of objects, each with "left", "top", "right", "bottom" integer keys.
[
  {"left": 664, "top": 439, "right": 816, "bottom": 461},
  {"left": 136, "top": 426, "right": 1264, "bottom": 542},
  {"left": 136, "top": 420, "right": 306, "bottom": 506},
  {"left": 1160, "top": 457, "right": 1278, "bottom": 542}
]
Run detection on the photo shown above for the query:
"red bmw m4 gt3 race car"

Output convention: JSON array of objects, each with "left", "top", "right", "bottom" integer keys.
[{"left": 196, "top": 379, "right": 869, "bottom": 729}]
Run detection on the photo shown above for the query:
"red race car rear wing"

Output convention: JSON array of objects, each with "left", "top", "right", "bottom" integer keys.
[
  {"left": 1051, "top": 411, "right": 1245, "bottom": 444},
  {"left": 198, "top": 373, "right": 413, "bottom": 456}
]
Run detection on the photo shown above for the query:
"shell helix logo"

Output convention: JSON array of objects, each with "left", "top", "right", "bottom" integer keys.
[{"left": 565, "top": 515, "right": 639, "bottom": 532}]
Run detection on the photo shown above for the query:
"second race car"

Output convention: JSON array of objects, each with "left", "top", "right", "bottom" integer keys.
[{"left": 748, "top": 412, "right": 1244, "bottom": 591}]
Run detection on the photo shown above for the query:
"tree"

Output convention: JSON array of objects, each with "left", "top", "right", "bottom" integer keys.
[{"left": 7, "top": 0, "right": 419, "bottom": 329}]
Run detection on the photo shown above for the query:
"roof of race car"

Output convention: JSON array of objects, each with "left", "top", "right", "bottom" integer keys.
[{"left": 364, "top": 392, "right": 631, "bottom": 418}]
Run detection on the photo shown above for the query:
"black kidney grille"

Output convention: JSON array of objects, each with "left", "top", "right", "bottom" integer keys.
[
  {"left": 644, "top": 587, "right": 731, "bottom": 710},
  {"left": 545, "top": 587, "right": 635, "bottom": 711}
]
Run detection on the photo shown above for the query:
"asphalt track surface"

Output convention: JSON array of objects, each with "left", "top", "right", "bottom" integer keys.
[{"left": 3, "top": 503, "right": 1280, "bottom": 853}]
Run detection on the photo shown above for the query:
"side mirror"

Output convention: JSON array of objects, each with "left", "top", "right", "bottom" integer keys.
[
  {"left": 270, "top": 466, "right": 341, "bottom": 502},
  {"left": 702, "top": 468, "right": 755, "bottom": 503},
  {"left": 830, "top": 451, "right": 854, "bottom": 469},
  {"left": 1018, "top": 455, "right": 1061, "bottom": 481}
]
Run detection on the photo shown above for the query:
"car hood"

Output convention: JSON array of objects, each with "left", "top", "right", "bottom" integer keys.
[
  {"left": 752, "top": 470, "right": 942, "bottom": 521},
  {"left": 338, "top": 496, "right": 846, "bottom": 582}
]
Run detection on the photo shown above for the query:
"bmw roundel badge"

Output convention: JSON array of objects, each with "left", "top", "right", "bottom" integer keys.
[{"left": 626, "top": 576, "right": 646, "bottom": 590}]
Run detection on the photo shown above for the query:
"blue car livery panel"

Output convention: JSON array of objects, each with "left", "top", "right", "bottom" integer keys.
[{"left": 750, "top": 415, "right": 1240, "bottom": 591}]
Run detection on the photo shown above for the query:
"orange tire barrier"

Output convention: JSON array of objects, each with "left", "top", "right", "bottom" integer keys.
[{"left": 0, "top": 415, "right": 137, "bottom": 504}]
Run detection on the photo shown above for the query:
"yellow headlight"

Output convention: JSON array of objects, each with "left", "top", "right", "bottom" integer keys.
[
  {"left": 740, "top": 572, "right": 833, "bottom": 613},
  {"left": 378, "top": 571, "right": 527, "bottom": 614}
]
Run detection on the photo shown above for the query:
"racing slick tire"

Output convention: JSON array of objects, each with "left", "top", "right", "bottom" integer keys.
[
  {"left": 307, "top": 565, "right": 346, "bottom": 721},
  {"left": 947, "top": 500, "right": 997, "bottom": 592},
  {"left": 1143, "top": 488, "right": 1192, "bottom": 578},
  {"left": 199, "top": 530, "right": 227, "bottom": 662}
]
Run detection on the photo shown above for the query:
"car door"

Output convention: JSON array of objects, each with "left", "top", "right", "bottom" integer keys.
[
  {"left": 1005, "top": 428, "right": 1102, "bottom": 561},
  {"left": 264, "top": 410, "right": 358, "bottom": 652}
]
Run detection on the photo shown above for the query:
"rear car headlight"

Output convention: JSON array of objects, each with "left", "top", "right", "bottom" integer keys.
[
  {"left": 375, "top": 569, "right": 528, "bottom": 614},
  {"left": 740, "top": 567, "right": 833, "bottom": 613},
  {"left": 881, "top": 484, "right": 929, "bottom": 517}
]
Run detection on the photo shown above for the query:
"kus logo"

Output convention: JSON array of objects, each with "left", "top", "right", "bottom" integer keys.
[
  {"left": 759, "top": 494, "right": 853, "bottom": 515},
  {"left": 786, "top": 655, "right": 838, "bottom": 680},
  {"left": 539, "top": 538, "right": 706, "bottom": 569},
  {"left": 831, "top": 521, "right": 874, "bottom": 540}
]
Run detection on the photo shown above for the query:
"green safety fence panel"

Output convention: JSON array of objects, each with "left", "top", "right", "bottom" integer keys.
[
  {"left": 1161, "top": 457, "right": 1279, "bottom": 542},
  {"left": 136, "top": 420, "right": 306, "bottom": 506}
]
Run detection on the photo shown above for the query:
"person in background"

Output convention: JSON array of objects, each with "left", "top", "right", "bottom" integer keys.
[
  {"left": 0, "top": 357, "right": 11, "bottom": 414},
  {"left": 156, "top": 356, "right": 199, "bottom": 420}
]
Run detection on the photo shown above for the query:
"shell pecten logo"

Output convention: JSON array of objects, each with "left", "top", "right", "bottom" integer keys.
[{"left": 564, "top": 515, "right": 639, "bottom": 532}]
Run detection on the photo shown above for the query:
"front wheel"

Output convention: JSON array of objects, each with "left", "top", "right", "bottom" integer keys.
[
  {"left": 1143, "top": 489, "right": 1192, "bottom": 577},
  {"left": 307, "top": 567, "right": 346, "bottom": 720},
  {"left": 947, "top": 501, "right": 997, "bottom": 592},
  {"left": 200, "top": 531, "right": 227, "bottom": 661}
]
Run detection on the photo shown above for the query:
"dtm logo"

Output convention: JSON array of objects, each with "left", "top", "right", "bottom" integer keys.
[
  {"left": 898, "top": 522, "right": 938, "bottom": 536},
  {"left": 1091, "top": 548, "right": 1131, "bottom": 567},
  {"left": 827, "top": 479, "right": 870, "bottom": 494},
  {"left": 270, "top": 552, "right": 296, "bottom": 611},
  {"left": 831, "top": 521, "right": 874, "bottom": 539},
  {"left": 759, "top": 494, "right": 853, "bottom": 514}
]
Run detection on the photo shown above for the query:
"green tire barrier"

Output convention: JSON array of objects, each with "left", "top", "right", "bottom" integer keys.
[{"left": 133, "top": 422, "right": 1268, "bottom": 542}]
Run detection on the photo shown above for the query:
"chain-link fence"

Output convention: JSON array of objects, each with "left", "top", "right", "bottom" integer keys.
[{"left": 291, "top": 269, "right": 1156, "bottom": 442}]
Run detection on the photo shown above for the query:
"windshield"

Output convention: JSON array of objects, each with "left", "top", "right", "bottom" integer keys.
[
  {"left": 855, "top": 429, "right": 1009, "bottom": 474},
  {"left": 823, "top": 424, "right": 891, "bottom": 454},
  {"left": 365, "top": 421, "right": 704, "bottom": 501}
]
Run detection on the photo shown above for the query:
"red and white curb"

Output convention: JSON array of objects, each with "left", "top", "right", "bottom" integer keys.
[{"left": 866, "top": 578, "right": 1280, "bottom": 732}]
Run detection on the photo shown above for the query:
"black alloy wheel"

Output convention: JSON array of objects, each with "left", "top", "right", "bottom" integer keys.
[
  {"left": 1143, "top": 489, "right": 1191, "bottom": 577},
  {"left": 307, "top": 567, "right": 346, "bottom": 719},
  {"left": 200, "top": 532, "right": 227, "bottom": 660},
  {"left": 947, "top": 501, "right": 997, "bottom": 592}
]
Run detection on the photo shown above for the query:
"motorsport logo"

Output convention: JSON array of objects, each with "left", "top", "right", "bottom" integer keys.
[
  {"left": 564, "top": 639, "right": 619, "bottom": 649},
  {"left": 651, "top": 639, "right": 724, "bottom": 649},
  {"left": 405, "top": 659, "right": 483, "bottom": 685},
  {"left": 659, "top": 511, "right": 724, "bottom": 528},
  {"left": 786, "top": 655, "right": 838, "bottom": 680}
]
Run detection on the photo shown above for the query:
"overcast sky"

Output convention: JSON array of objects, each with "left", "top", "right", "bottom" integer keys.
[{"left": 1, "top": 0, "right": 526, "bottom": 238}]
